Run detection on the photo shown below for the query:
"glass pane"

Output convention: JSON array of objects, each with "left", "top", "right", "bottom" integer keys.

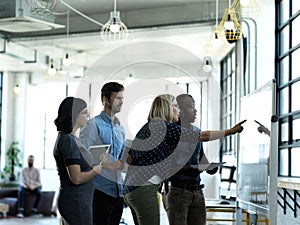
[
  {"left": 279, "top": 87, "right": 289, "bottom": 115},
  {"left": 227, "top": 76, "right": 231, "bottom": 94},
  {"left": 292, "top": 118, "right": 300, "bottom": 141},
  {"left": 279, "top": 56, "right": 289, "bottom": 85},
  {"left": 280, "top": 121, "right": 289, "bottom": 143},
  {"left": 291, "top": 148, "right": 300, "bottom": 176},
  {"left": 229, "top": 94, "right": 233, "bottom": 112},
  {"left": 292, "top": 1, "right": 300, "bottom": 15},
  {"left": 279, "top": 149, "right": 289, "bottom": 176},
  {"left": 291, "top": 48, "right": 300, "bottom": 80},
  {"left": 280, "top": 25, "right": 290, "bottom": 55},
  {"left": 223, "top": 80, "right": 227, "bottom": 94},
  {"left": 222, "top": 63, "right": 227, "bottom": 79},
  {"left": 227, "top": 57, "right": 232, "bottom": 74},
  {"left": 25, "top": 83, "right": 66, "bottom": 169},
  {"left": 227, "top": 136, "right": 230, "bottom": 150},
  {"left": 232, "top": 52, "right": 236, "bottom": 69},
  {"left": 232, "top": 72, "right": 236, "bottom": 93},
  {"left": 222, "top": 98, "right": 227, "bottom": 115},
  {"left": 67, "top": 81, "right": 81, "bottom": 96},
  {"left": 227, "top": 114, "right": 231, "bottom": 128},
  {"left": 279, "top": 0, "right": 290, "bottom": 25},
  {"left": 292, "top": 16, "right": 300, "bottom": 48},
  {"left": 222, "top": 117, "right": 226, "bottom": 131},
  {"left": 291, "top": 81, "right": 300, "bottom": 112}
]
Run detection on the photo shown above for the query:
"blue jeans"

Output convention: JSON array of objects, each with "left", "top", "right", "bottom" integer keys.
[
  {"left": 162, "top": 186, "right": 206, "bottom": 225},
  {"left": 18, "top": 186, "right": 42, "bottom": 212}
]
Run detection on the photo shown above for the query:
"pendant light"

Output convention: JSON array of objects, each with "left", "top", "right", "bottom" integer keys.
[
  {"left": 63, "top": 10, "right": 72, "bottom": 66},
  {"left": 101, "top": 0, "right": 128, "bottom": 41},
  {"left": 203, "top": 0, "right": 229, "bottom": 53},
  {"left": 231, "top": 0, "right": 261, "bottom": 19},
  {"left": 218, "top": 7, "right": 242, "bottom": 43},
  {"left": 48, "top": 58, "right": 56, "bottom": 76},
  {"left": 203, "top": 57, "right": 213, "bottom": 73},
  {"left": 26, "top": 0, "right": 60, "bottom": 15},
  {"left": 13, "top": 84, "right": 21, "bottom": 94}
]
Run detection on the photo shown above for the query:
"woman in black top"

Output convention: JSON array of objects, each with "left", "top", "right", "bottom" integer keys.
[{"left": 53, "top": 97, "right": 104, "bottom": 225}]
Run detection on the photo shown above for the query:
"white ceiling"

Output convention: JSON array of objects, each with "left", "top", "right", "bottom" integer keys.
[{"left": 0, "top": 0, "right": 233, "bottom": 80}]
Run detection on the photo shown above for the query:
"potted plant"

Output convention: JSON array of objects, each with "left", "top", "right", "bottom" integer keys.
[{"left": 1, "top": 141, "right": 22, "bottom": 182}]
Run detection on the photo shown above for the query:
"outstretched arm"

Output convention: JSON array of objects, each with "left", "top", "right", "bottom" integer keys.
[{"left": 199, "top": 120, "right": 246, "bottom": 142}]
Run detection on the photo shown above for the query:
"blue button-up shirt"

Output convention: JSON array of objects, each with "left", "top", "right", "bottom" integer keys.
[{"left": 79, "top": 111, "right": 125, "bottom": 198}]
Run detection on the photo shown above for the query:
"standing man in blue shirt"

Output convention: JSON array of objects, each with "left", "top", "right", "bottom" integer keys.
[{"left": 79, "top": 82, "right": 125, "bottom": 225}]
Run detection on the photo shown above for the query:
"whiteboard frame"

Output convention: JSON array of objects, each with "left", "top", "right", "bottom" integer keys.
[{"left": 236, "top": 79, "right": 277, "bottom": 225}]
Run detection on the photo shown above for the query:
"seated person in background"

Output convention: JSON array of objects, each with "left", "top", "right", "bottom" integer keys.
[{"left": 17, "top": 155, "right": 42, "bottom": 218}]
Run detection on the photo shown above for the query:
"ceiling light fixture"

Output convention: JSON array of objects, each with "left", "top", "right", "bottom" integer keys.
[
  {"left": 63, "top": 10, "right": 72, "bottom": 67},
  {"left": 101, "top": 0, "right": 128, "bottom": 41},
  {"left": 13, "top": 84, "right": 21, "bottom": 94},
  {"left": 203, "top": 0, "right": 229, "bottom": 53},
  {"left": 202, "top": 57, "right": 213, "bottom": 73},
  {"left": 240, "top": 0, "right": 250, "bottom": 6},
  {"left": 26, "top": 0, "right": 129, "bottom": 43},
  {"left": 48, "top": 58, "right": 56, "bottom": 76},
  {"left": 231, "top": 0, "right": 261, "bottom": 19},
  {"left": 63, "top": 53, "right": 72, "bottom": 67},
  {"left": 26, "top": 0, "right": 61, "bottom": 16},
  {"left": 224, "top": 13, "right": 235, "bottom": 30},
  {"left": 218, "top": 7, "right": 242, "bottom": 44}
]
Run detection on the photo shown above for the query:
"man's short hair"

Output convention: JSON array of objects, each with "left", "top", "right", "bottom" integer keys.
[
  {"left": 176, "top": 94, "right": 194, "bottom": 110},
  {"left": 101, "top": 82, "right": 124, "bottom": 102}
]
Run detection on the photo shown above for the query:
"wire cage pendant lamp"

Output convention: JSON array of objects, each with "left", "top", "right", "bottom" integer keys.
[
  {"left": 204, "top": 0, "right": 229, "bottom": 53},
  {"left": 101, "top": 0, "right": 128, "bottom": 41},
  {"left": 218, "top": 7, "right": 242, "bottom": 43},
  {"left": 231, "top": 0, "right": 261, "bottom": 19}
]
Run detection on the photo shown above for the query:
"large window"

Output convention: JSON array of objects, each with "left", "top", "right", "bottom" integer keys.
[
  {"left": 276, "top": 0, "right": 300, "bottom": 177},
  {"left": 220, "top": 49, "right": 237, "bottom": 164},
  {"left": 25, "top": 83, "right": 68, "bottom": 169}
]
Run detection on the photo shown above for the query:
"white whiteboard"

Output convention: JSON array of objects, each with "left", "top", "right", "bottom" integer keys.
[{"left": 237, "top": 79, "right": 277, "bottom": 224}]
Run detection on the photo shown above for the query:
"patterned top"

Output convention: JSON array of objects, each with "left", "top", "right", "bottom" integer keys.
[{"left": 123, "top": 119, "right": 199, "bottom": 194}]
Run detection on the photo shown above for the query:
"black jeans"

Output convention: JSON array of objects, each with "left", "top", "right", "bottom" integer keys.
[{"left": 93, "top": 189, "right": 124, "bottom": 225}]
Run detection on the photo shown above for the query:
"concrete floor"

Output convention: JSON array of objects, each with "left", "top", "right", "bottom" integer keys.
[
  {"left": 0, "top": 206, "right": 137, "bottom": 225},
  {"left": 0, "top": 215, "right": 60, "bottom": 225}
]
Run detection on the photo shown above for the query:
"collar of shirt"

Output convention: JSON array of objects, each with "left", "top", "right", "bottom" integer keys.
[{"left": 100, "top": 111, "right": 120, "bottom": 126}]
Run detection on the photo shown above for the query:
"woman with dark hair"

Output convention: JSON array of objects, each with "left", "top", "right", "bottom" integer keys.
[{"left": 53, "top": 97, "right": 105, "bottom": 225}]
